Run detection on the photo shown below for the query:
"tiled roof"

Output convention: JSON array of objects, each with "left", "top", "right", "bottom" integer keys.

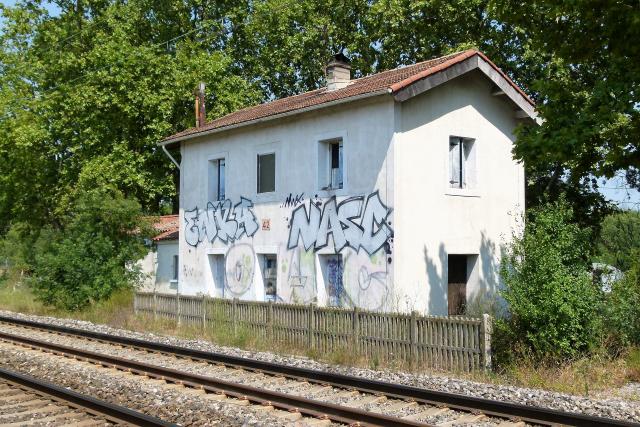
[
  {"left": 151, "top": 215, "right": 179, "bottom": 242},
  {"left": 162, "top": 49, "right": 532, "bottom": 143}
]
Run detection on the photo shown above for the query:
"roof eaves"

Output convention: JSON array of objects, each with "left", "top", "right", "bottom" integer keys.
[
  {"left": 389, "top": 49, "right": 478, "bottom": 93},
  {"left": 160, "top": 88, "right": 391, "bottom": 145}
]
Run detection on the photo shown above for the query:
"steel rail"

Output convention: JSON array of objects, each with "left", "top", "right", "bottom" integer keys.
[
  {"left": 0, "top": 366, "right": 175, "bottom": 426},
  {"left": 0, "top": 330, "right": 430, "bottom": 427},
  {"left": 1, "top": 315, "right": 638, "bottom": 427}
]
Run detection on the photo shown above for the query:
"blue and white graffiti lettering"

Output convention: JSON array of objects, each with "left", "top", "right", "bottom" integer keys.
[
  {"left": 287, "top": 191, "right": 393, "bottom": 255},
  {"left": 184, "top": 197, "right": 259, "bottom": 247}
]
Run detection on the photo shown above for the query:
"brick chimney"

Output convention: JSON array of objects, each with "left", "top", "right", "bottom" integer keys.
[
  {"left": 325, "top": 53, "right": 351, "bottom": 91},
  {"left": 194, "top": 82, "right": 206, "bottom": 128}
]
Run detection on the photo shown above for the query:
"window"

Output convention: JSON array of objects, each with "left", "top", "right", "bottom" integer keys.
[
  {"left": 260, "top": 254, "right": 278, "bottom": 302},
  {"left": 208, "top": 254, "right": 225, "bottom": 298},
  {"left": 257, "top": 153, "right": 276, "bottom": 193},
  {"left": 171, "top": 255, "right": 180, "bottom": 282},
  {"left": 319, "top": 138, "right": 343, "bottom": 190},
  {"left": 319, "top": 254, "right": 344, "bottom": 307},
  {"left": 208, "top": 158, "right": 226, "bottom": 201},
  {"left": 449, "top": 137, "right": 475, "bottom": 189}
]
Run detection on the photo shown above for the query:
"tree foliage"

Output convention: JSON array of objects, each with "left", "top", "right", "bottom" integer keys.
[
  {"left": 598, "top": 210, "right": 640, "bottom": 272},
  {"left": 602, "top": 257, "right": 640, "bottom": 349},
  {"left": 30, "top": 187, "right": 150, "bottom": 310},
  {"left": 499, "top": 200, "right": 602, "bottom": 361},
  {"left": 1, "top": 0, "right": 636, "bottom": 310},
  {"left": 493, "top": 0, "right": 640, "bottom": 191},
  {"left": 0, "top": 0, "right": 262, "bottom": 230}
]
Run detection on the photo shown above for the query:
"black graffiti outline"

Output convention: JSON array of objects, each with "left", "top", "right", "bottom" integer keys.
[
  {"left": 184, "top": 196, "right": 259, "bottom": 247},
  {"left": 286, "top": 190, "right": 393, "bottom": 255},
  {"left": 287, "top": 201, "right": 321, "bottom": 251},
  {"left": 233, "top": 197, "right": 259, "bottom": 240},
  {"left": 281, "top": 192, "right": 305, "bottom": 208}
]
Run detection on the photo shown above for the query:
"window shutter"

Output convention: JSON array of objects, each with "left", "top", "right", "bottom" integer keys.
[{"left": 449, "top": 140, "right": 461, "bottom": 187}]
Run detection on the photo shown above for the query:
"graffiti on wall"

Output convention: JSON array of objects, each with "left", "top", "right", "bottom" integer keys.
[
  {"left": 184, "top": 197, "right": 259, "bottom": 247},
  {"left": 286, "top": 247, "right": 316, "bottom": 304},
  {"left": 280, "top": 192, "right": 305, "bottom": 208},
  {"left": 224, "top": 243, "right": 255, "bottom": 296},
  {"left": 287, "top": 190, "right": 393, "bottom": 255}
]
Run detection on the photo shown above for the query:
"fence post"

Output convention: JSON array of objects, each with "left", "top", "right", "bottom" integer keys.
[
  {"left": 307, "top": 303, "right": 315, "bottom": 349},
  {"left": 480, "top": 314, "right": 492, "bottom": 371},
  {"left": 410, "top": 311, "right": 418, "bottom": 367},
  {"left": 267, "top": 300, "right": 274, "bottom": 340},
  {"left": 176, "top": 292, "right": 182, "bottom": 326},
  {"left": 232, "top": 298, "right": 238, "bottom": 337},
  {"left": 352, "top": 306, "right": 360, "bottom": 353},
  {"left": 153, "top": 291, "right": 158, "bottom": 321},
  {"left": 201, "top": 294, "right": 207, "bottom": 329}
]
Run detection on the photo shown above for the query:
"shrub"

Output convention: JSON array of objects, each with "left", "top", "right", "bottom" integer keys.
[
  {"left": 30, "top": 188, "right": 150, "bottom": 310},
  {"left": 498, "top": 199, "right": 602, "bottom": 362},
  {"left": 602, "top": 253, "right": 640, "bottom": 349}
]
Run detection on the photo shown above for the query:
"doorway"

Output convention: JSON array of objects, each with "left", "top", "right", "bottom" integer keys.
[{"left": 447, "top": 254, "right": 468, "bottom": 315}]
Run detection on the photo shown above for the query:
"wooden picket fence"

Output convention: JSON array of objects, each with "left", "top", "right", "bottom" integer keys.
[{"left": 134, "top": 291, "right": 492, "bottom": 372}]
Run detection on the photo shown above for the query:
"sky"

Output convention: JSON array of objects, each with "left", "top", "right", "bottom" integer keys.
[{"left": 1, "top": 1, "right": 639, "bottom": 211}]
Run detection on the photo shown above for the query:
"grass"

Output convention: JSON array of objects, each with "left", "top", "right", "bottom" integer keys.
[
  {"left": 484, "top": 354, "right": 631, "bottom": 397},
  {"left": 0, "top": 277, "right": 637, "bottom": 398}
]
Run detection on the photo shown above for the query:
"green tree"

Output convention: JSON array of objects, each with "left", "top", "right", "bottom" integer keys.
[
  {"left": 30, "top": 187, "right": 150, "bottom": 310},
  {"left": 598, "top": 211, "right": 640, "bottom": 272},
  {"left": 492, "top": 0, "right": 640, "bottom": 191},
  {"left": 0, "top": 0, "right": 262, "bottom": 232},
  {"left": 603, "top": 258, "right": 640, "bottom": 350},
  {"left": 499, "top": 199, "right": 602, "bottom": 361}
]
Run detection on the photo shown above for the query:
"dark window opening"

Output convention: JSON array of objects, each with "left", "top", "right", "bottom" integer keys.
[
  {"left": 172, "top": 255, "right": 179, "bottom": 281},
  {"left": 330, "top": 140, "right": 343, "bottom": 189},
  {"left": 257, "top": 153, "right": 276, "bottom": 193},
  {"left": 217, "top": 159, "right": 225, "bottom": 201}
]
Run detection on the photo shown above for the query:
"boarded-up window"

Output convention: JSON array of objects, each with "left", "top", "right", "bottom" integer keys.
[
  {"left": 257, "top": 153, "right": 276, "bottom": 193},
  {"left": 320, "top": 254, "right": 344, "bottom": 307}
]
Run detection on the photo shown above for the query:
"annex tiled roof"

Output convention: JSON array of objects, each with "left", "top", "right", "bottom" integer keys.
[
  {"left": 162, "top": 49, "right": 532, "bottom": 143},
  {"left": 152, "top": 215, "right": 179, "bottom": 242}
]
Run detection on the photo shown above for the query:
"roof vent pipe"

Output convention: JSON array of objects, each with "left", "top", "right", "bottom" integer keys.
[
  {"left": 325, "top": 53, "right": 351, "bottom": 91},
  {"left": 194, "top": 82, "right": 206, "bottom": 128}
]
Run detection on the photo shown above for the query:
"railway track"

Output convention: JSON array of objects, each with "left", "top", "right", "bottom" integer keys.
[
  {"left": 0, "top": 314, "right": 638, "bottom": 427},
  {"left": 0, "top": 366, "right": 174, "bottom": 426}
]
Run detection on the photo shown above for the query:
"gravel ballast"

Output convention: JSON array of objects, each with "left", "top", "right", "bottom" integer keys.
[{"left": 2, "top": 309, "right": 639, "bottom": 423}]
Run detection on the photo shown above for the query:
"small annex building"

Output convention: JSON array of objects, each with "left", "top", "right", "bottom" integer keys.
[
  {"left": 159, "top": 49, "right": 537, "bottom": 315},
  {"left": 139, "top": 215, "right": 180, "bottom": 293}
]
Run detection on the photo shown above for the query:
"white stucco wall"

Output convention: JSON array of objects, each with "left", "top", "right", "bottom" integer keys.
[
  {"left": 176, "top": 70, "right": 525, "bottom": 314},
  {"left": 138, "top": 241, "right": 179, "bottom": 293},
  {"left": 179, "top": 96, "right": 395, "bottom": 310},
  {"left": 394, "top": 70, "right": 525, "bottom": 314}
]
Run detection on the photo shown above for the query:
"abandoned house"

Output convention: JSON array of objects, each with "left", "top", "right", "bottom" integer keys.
[{"left": 159, "top": 49, "right": 536, "bottom": 315}]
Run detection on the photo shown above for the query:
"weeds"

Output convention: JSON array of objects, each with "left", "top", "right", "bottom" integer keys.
[{"left": 0, "top": 279, "right": 635, "bottom": 396}]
